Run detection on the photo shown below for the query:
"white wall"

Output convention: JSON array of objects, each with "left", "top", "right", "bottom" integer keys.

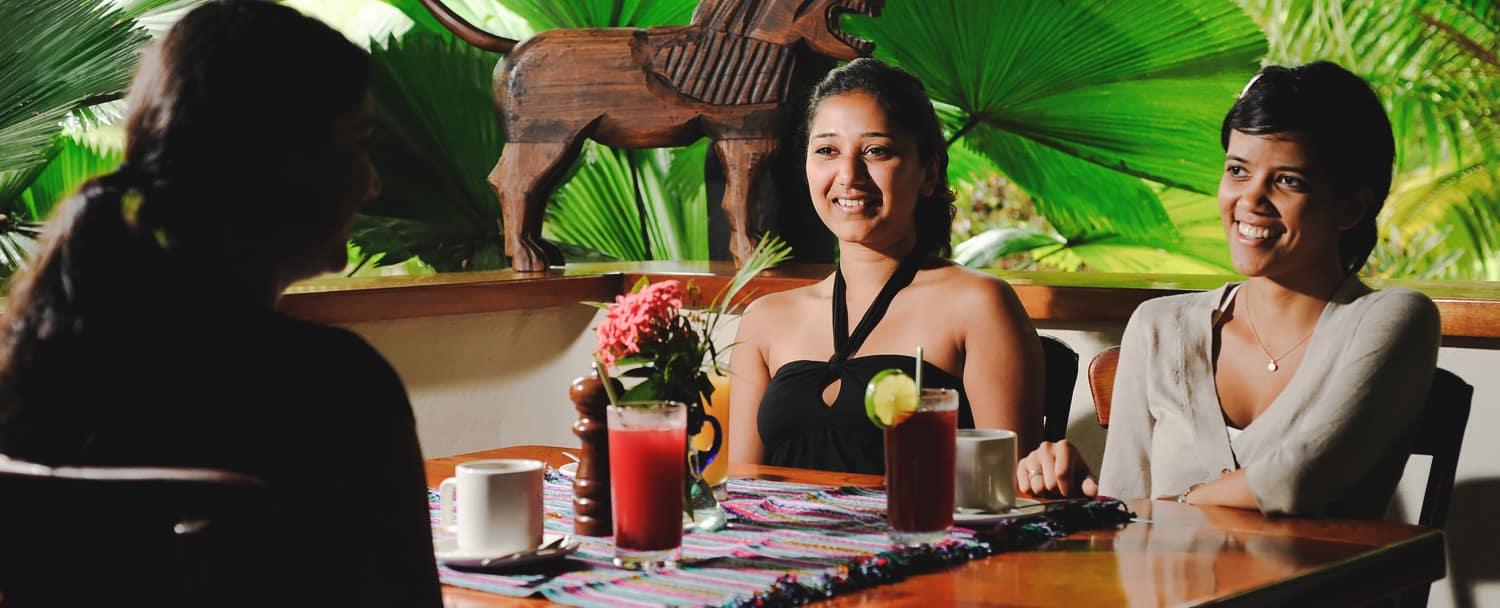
[
  {"left": 345, "top": 305, "right": 598, "bottom": 456},
  {"left": 345, "top": 309, "right": 1499, "bottom": 608}
]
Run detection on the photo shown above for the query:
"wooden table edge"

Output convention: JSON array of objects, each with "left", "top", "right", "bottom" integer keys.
[
  {"left": 428, "top": 446, "right": 1448, "bottom": 607},
  {"left": 1200, "top": 530, "right": 1446, "bottom": 606}
]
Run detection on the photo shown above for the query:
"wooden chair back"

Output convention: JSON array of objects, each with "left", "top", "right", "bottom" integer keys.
[
  {"left": 1088, "top": 346, "right": 1121, "bottom": 428},
  {"left": 0, "top": 456, "right": 270, "bottom": 607}
]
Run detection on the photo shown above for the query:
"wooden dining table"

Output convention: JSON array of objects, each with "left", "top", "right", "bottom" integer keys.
[{"left": 427, "top": 446, "right": 1445, "bottom": 607}]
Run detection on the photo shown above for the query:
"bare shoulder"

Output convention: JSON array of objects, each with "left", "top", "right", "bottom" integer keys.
[
  {"left": 919, "top": 263, "right": 1024, "bottom": 313},
  {"left": 737, "top": 278, "right": 830, "bottom": 334}
]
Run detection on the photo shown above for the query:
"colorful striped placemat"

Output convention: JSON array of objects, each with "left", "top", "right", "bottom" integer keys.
[{"left": 431, "top": 469, "right": 1127, "bottom": 607}]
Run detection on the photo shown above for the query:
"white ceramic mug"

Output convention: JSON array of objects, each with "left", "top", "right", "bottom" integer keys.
[
  {"left": 955, "top": 429, "right": 1017, "bottom": 512},
  {"left": 438, "top": 459, "right": 544, "bottom": 556}
]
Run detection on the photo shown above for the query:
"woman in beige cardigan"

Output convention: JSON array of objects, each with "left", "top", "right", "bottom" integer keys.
[{"left": 1017, "top": 62, "right": 1440, "bottom": 518}]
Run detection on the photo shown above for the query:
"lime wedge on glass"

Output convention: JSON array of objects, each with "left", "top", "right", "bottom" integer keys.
[{"left": 865, "top": 369, "right": 919, "bottom": 429}]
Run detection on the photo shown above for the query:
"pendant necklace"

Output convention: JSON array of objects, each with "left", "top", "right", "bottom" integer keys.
[{"left": 1243, "top": 285, "right": 1317, "bottom": 373}]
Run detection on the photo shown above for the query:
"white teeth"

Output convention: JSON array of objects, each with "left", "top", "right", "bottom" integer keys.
[
  {"left": 835, "top": 198, "right": 866, "bottom": 208},
  {"left": 1237, "top": 222, "right": 1275, "bottom": 239}
]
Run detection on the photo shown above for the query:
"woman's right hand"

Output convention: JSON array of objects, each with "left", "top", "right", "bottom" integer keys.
[{"left": 1016, "top": 440, "right": 1098, "bottom": 498}]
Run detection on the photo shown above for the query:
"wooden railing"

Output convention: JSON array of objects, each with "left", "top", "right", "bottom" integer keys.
[{"left": 280, "top": 263, "right": 1500, "bottom": 339}]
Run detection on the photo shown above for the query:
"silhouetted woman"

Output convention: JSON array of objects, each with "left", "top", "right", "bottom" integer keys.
[{"left": 0, "top": 1, "right": 440, "bottom": 604}]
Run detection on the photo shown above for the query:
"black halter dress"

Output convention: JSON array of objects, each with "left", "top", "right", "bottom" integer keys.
[{"left": 756, "top": 255, "right": 974, "bottom": 474}]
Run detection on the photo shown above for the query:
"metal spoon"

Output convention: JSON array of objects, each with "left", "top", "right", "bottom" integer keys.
[{"left": 479, "top": 535, "right": 571, "bottom": 568}]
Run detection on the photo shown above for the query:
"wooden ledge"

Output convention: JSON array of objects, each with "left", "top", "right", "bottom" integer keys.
[{"left": 277, "top": 263, "right": 1500, "bottom": 339}]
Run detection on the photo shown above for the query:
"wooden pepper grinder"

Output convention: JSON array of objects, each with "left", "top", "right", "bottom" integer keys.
[{"left": 569, "top": 364, "right": 619, "bottom": 536}]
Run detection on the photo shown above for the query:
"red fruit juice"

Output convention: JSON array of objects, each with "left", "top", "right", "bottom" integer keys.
[
  {"left": 608, "top": 426, "right": 686, "bottom": 551},
  {"left": 884, "top": 408, "right": 957, "bottom": 534}
]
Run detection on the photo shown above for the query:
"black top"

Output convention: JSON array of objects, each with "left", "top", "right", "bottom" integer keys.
[
  {"left": 758, "top": 255, "right": 974, "bottom": 474},
  {"left": 0, "top": 306, "right": 441, "bottom": 607}
]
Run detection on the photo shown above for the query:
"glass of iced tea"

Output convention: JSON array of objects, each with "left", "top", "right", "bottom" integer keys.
[
  {"left": 607, "top": 401, "right": 687, "bottom": 569},
  {"left": 883, "top": 387, "right": 958, "bottom": 546}
]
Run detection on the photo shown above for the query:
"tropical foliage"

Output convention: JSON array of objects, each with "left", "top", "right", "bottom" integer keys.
[
  {"left": 0, "top": 1, "right": 146, "bottom": 278},
  {"left": 1239, "top": 0, "right": 1499, "bottom": 279},
  {"left": 845, "top": 0, "right": 1266, "bottom": 273},
  {"left": 2, "top": 0, "right": 1495, "bottom": 281},
  {"left": 944, "top": 0, "right": 1499, "bottom": 278}
]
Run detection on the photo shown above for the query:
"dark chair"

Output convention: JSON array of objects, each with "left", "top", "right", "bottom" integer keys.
[
  {"left": 1402, "top": 368, "right": 1472, "bottom": 608},
  {"left": 0, "top": 456, "right": 270, "bottom": 608},
  {"left": 1040, "top": 335, "right": 1079, "bottom": 443}
]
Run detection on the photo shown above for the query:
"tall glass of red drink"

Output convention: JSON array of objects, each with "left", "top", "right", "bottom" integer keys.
[
  {"left": 607, "top": 400, "right": 686, "bottom": 569},
  {"left": 884, "top": 387, "right": 958, "bottom": 546}
]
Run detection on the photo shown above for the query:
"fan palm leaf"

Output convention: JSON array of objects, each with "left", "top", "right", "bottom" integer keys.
[
  {"left": 0, "top": 1, "right": 145, "bottom": 176},
  {"left": 16, "top": 137, "right": 123, "bottom": 222},
  {"left": 355, "top": 30, "right": 506, "bottom": 271},
  {"left": 545, "top": 141, "right": 711, "bottom": 261},
  {"left": 847, "top": 0, "right": 1264, "bottom": 270}
]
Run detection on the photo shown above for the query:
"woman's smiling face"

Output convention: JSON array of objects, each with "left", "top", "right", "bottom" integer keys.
[
  {"left": 1218, "top": 130, "right": 1361, "bottom": 279},
  {"left": 805, "top": 91, "right": 937, "bottom": 253}
]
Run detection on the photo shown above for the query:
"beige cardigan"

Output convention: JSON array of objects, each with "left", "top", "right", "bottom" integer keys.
[{"left": 1097, "top": 278, "right": 1440, "bottom": 518}]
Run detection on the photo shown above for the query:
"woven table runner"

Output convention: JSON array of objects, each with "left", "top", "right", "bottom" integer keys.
[{"left": 431, "top": 469, "right": 1129, "bottom": 607}]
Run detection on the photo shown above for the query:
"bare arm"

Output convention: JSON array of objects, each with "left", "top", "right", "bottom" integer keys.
[
  {"left": 960, "top": 276, "right": 1045, "bottom": 454},
  {"left": 728, "top": 299, "right": 772, "bottom": 465}
]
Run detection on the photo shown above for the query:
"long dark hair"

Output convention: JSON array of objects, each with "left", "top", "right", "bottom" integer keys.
[
  {"left": 804, "top": 58, "right": 956, "bottom": 259},
  {"left": 0, "top": 0, "right": 368, "bottom": 409},
  {"left": 1220, "top": 61, "right": 1394, "bottom": 276}
]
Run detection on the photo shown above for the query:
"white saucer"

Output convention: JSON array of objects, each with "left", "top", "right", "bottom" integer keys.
[
  {"left": 953, "top": 498, "right": 1047, "bottom": 526},
  {"left": 558, "top": 462, "right": 578, "bottom": 477},
  {"left": 435, "top": 533, "right": 579, "bottom": 571}
]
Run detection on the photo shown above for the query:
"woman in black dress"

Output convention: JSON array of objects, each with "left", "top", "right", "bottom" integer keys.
[{"left": 729, "top": 59, "right": 1045, "bottom": 474}]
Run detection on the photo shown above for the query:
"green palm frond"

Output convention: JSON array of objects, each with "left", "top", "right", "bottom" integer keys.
[
  {"left": 953, "top": 228, "right": 1063, "bottom": 268},
  {"left": 1384, "top": 162, "right": 1500, "bottom": 279},
  {"left": 850, "top": 0, "right": 1265, "bottom": 195},
  {"left": 498, "top": 0, "right": 696, "bottom": 30},
  {"left": 356, "top": 30, "right": 506, "bottom": 271},
  {"left": 119, "top": 0, "right": 204, "bottom": 37},
  {"left": 380, "top": 0, "right": 534, "bottom": 41},
  {"left": 1242, "top": 0, "right": 1499, "bottom": 171},
  {"left": 964, "top": 122, "right": 1182, "bottom": 244},
  {"left": 15, "top": 136, "right": 123, "bottom": 222},
  {"left": 1240, "top": 0, "right": 1499, "bottom": 280},
  {"left": 0, "top": 1, "right": 145, "bottom": 176},
  {"left": 544, "top": 142, "right": 710, "bottom": 261},
  {"left": 546, "top": 142, "right": 651, "bottom": 261},
  {"left": 848, "top": 0, "right": 1264, "bottom": 271},
  {"left": 0, "top": 218, "right": 43, "bottom": 278},
  {"left": 655, "top": 141, "right": 710, "bottom": 260}
]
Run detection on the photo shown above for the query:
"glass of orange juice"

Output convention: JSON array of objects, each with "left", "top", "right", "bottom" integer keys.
[{"left": 692, "top": 371, "right": 730, "bottom": 498}]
